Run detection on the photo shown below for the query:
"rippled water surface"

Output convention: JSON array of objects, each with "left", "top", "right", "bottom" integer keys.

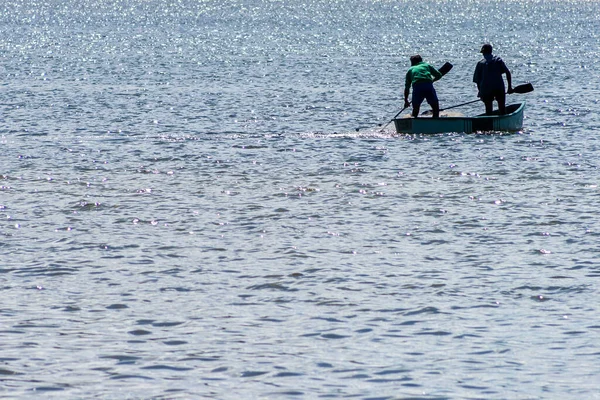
[{"left": 2, "top": 0, "right": 600, "bottom": 399}]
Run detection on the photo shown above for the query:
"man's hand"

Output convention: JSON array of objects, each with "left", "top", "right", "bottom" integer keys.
[
  {"left": 404, "top": 100, "right": 411, "bottom": 108},
  {"left": 507, "top": 86, "right": 514, "bottom": 94}
]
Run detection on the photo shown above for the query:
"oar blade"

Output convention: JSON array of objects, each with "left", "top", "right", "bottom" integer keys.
[
  {"left": 438, "top": 62, "right": 453, "bottom": 76},
  {"left": 513, "top": 83, "right": 534, "bottom": 94}
]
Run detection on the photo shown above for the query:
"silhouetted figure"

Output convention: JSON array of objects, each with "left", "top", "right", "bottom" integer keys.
[{"left": 473, "top": 44, "right": 514, "bottom": 115}]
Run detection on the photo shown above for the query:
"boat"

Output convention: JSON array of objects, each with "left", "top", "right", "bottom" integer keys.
[{"left": 393, "top": 102, "right": 525, "bottom": 134}]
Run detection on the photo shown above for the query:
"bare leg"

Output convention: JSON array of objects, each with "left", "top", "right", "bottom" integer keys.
[
  {"left": 484, "top": 100, "right": 494, "bottom": 115},
  {"left": 497, "top": 92, "right": 507, "bottom": 114}
]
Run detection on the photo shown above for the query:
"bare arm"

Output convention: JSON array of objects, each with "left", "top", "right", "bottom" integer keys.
[
  {"left": 431, "top": 65, "right": 443, "bottom": 82},
  {"left": 505, "top": 69, "right": 513, "bottom": 93},
  {"left": 404, "top": 71, "right": 411, "bottom": 107}
]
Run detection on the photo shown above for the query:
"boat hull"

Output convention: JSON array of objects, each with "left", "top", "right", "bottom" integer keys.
[{"left": 393, "top": 103, "right": 525, "bottom": 134}]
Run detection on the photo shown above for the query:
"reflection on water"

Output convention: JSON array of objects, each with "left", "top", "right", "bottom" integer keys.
[{"left": 2, "top": 0, "right": 600, "bottom": 398}]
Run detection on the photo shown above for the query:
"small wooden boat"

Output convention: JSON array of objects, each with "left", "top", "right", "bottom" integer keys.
[{"left": 393, "top": 102, "right": 525, "bottom": 134}]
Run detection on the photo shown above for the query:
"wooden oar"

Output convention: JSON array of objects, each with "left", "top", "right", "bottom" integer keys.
[
  {"left": 377, "top": 62, "right": 453, "bottom": 132},
  {"left": 511, "top": 82, "right": 534, "bottom": 94},
  {"left": 422, "top": 82, "right": 534, "bottom": 115},
  {"left": 438, "top": 62, "right": 453, "bottom": 76},
  {"left": 378, "top": 104, "right": 410, "bottom": 132}
]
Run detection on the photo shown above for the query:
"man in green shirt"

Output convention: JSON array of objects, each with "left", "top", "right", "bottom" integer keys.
[{"left": 404, "top": 55, "right": 443, "bottom": 118}]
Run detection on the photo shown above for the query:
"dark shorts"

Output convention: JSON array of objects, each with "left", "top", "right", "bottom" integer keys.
[
  {"left": 412, "top": 82, "right": 439, "bottom": 107},
  {"left": 480, "top": 90, "right": 506, "bottom": 104}
]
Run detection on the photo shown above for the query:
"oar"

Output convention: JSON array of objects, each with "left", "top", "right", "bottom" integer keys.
[
  {"left": 422, "top": 82, "right": 534, "bottom": 115},
  {"left": 512, "top": 82, "right": 534, "bottom": 94},
  {"left": 378, "top": 103, "right": 410, "bottom": 132},
  {"left": 438, "top": 62, "right": 453, "bottom": 76},
  {"left": 422, "top": 99, "right": 480, "bottom": 114},
  {"left": 377, "top": 62, "right": 453, "bottom": 132}
]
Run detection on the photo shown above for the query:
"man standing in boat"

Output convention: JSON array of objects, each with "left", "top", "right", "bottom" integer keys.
[
  {"left": 473, "top": 43, "right": 514, "bottom": 115},
  {"left": 404, "top": 55, "right": 442, "bottom": 118}
]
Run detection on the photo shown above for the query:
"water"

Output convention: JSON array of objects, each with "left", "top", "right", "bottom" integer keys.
[{"left": 1, "top": 0, "right": 600, "bottom": 398}]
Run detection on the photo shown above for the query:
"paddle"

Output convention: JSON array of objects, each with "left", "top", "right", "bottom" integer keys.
[
  {"left": 511, "top": 82, "right": 534, "bottom": 94},
  {"left": 438, "top": 62, "right": 453, "bottom": 76},
  {"left": 378, "top": 103, "right": 410, "bottom": 132},
  {"left": 421, "top": 82, "right": 534, "bottom": 115},
  {"left": 376, "top": 62, "right": 453, "bottom": 132}
]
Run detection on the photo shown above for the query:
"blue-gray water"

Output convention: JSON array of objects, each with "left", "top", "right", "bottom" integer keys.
[{"left": 1, "top": 0, "right": 600, "bottom": 399}]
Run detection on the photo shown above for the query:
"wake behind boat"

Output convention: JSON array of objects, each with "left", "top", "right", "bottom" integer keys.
[{"left": 393, "top": 102, "right": 525, "bottom": 134}]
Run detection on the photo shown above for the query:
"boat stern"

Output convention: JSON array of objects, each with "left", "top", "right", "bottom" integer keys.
[{"left": 393, "top": 118, "right": 412, "bottom": 133}]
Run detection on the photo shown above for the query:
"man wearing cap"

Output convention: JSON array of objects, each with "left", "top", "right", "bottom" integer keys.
[
  {"left": 473, "top": 44, "right": 514, "bottom": 115},
  {"left": 404, "top": 54, "right": 443, "bottom": 118}
]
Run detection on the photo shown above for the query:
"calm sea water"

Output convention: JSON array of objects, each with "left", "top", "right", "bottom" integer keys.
[{"left": 2, "top": 0, "right": 600, "bottom": 399}]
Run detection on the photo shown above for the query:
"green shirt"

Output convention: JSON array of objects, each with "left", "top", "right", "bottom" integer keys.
[{"left": 405, "top": 62, "right": 443, "bottom": 90}]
